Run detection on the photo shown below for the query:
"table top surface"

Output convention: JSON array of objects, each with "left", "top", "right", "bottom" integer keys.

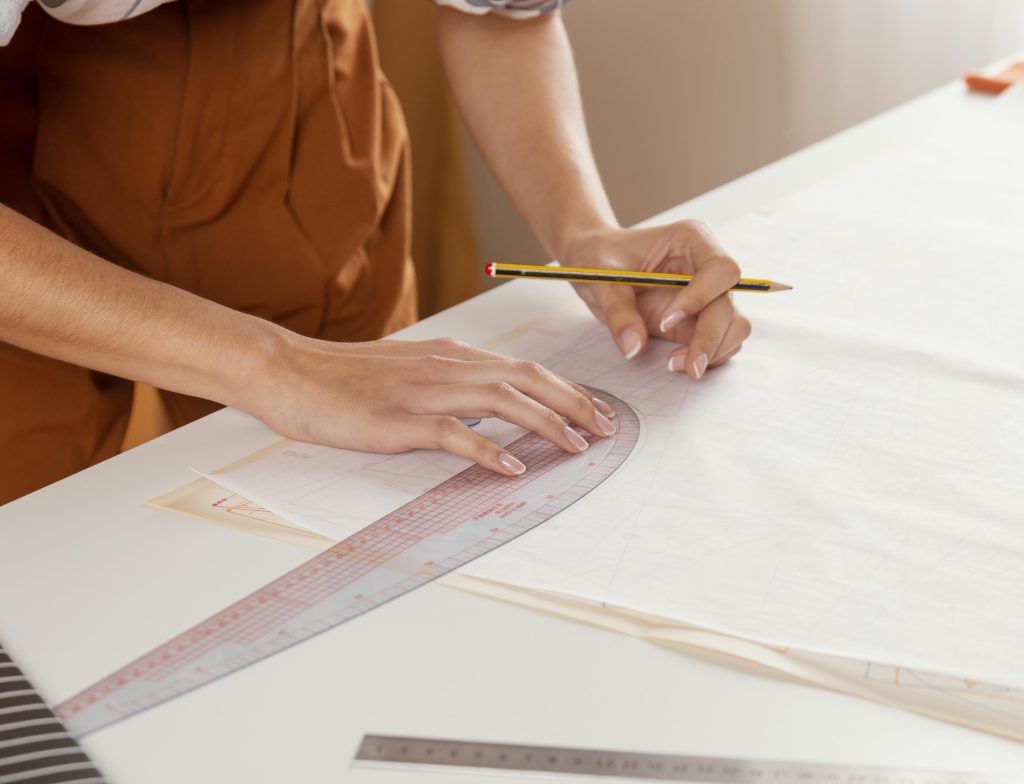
[{"left": 1, "top": 75, "right": 1022, "bottom": 783}]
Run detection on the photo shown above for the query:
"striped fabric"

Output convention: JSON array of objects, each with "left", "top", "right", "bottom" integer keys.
[
  {"left": 0, "top": 0, "right": 162, "bottom": 44},
  {"left": 33, "top": 0, "right": 166, "bottom": 24},
  {"left": 435, "top": 0, "right": 567, "bottom": 18},
  {"left": 0, "top": 645, "right": 106, "bottom": 784},
  {"left": 1, "top": 0, "right": 568, "bottom": 46}
]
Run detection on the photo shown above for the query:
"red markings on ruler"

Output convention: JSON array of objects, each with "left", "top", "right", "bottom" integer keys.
[{"left": 56, "top": 389, "right": 638, "bottom": 738}]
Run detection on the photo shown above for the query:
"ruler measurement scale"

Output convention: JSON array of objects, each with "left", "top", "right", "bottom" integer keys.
[
  {"left": 354, "top": 736, "right": 1003, "bottom": 784},
  {"left": 55, "top": 389, "right": 639, "bottom": 738}
]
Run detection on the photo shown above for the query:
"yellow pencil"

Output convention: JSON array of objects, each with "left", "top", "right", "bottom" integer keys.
[{"left": 485, "top": 262, "right": 792, "bottom": 293}]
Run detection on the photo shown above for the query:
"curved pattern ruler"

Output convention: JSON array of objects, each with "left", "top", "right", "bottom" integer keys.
[{"left": 56, "top": 389, "right": 639, "bottom": 738}]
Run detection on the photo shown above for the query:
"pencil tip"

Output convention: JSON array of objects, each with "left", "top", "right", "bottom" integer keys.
[{"left": 772, "top": 283, "right": 793, "bottom": 292}]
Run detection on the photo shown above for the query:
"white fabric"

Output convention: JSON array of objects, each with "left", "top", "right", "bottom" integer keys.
[
  {"left": 0, "top": 0, "right": 171, "bottom": 44},
  {"left": 33, "top": 0, "right": 169, "bottom": 25},
  {"left": 1, "top": 0, "right": 563, "bottom": 46},
  {"left": 205, "top": 89, "right": 1024, "bottom": 689},
  {"left": 0, "top": 0, "right": 29, "bottom": 45},
  {"left": 434, "top": 0, "right": 566, "bottom": 19}
]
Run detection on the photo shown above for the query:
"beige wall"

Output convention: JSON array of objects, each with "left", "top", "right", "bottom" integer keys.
[{"left": 467, "top": 0, "right": 1024, "bottom": 264}]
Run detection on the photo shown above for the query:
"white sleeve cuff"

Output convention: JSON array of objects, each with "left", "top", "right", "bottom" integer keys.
[
  {"left": 0, "top": 0, "right": 30, "bottom": 46},
  {"left": 433, "top": 0, "right": 567, "bottom": 19}
]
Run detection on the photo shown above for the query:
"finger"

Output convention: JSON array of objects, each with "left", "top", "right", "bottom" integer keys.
[
  {"left": 666, "top": 344, "right": 690, "bottom": 374},
  {"left": 681, "top": 294, "right": 735, "bottom": 380},
  {"left": 710, "top": 313, "right": 751, "bottom": 364},
  {"left": 378, "top": 340, "right": 618, "bottom": 418},
  {"left": 587, "top": 282, "right": 648, "bottom": 360},
  {"left": 411, "top": 415, "right": 529, "bottom": 477},
  {"left": 488, "top": 359, "right": 617, "bottom": 437},
  {"left": 573, "top": 384, "right": 617, "bottom": 419},
  {"left": 428, "top": 342, "right": 616, "bottom": 419},
  {"left": 663, "top": 317, "right": 696, "bottom": 373},
  {"left": 412, "top": 382, "right": 593, "bottom": 455},
  {"left": 709, "top": 345, "right": 741, "bottom": 368},
  {"left": 418, "top": 356, "right": 616, "bottom": 438},
  {"left": 430, "top": 342, "right": 617, "bottom": 419},
  {"left": 662, "top": 314, "right": 697, "bottom": 352},
  {"left": 657, "top": 225, "right": 741, "bottom": 334}
]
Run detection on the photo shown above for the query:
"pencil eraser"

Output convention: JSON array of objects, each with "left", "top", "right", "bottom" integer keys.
[{"left": 485, "top": 263, "right": 495, "bottom": 277}]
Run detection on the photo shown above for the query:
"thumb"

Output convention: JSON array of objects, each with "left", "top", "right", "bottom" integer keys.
[{"left": 594, "top": 284, "right": 648, "bottom": 360}]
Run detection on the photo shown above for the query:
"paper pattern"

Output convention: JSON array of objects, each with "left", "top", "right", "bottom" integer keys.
[{"left": 156, "top": 88, "right": 1024, "bottom": 737}]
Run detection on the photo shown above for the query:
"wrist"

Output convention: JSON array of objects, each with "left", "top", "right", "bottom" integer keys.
[
  {"left": 528, "top": 185, "right": 618, "bottom": 262},
  {"left": 215, "top": 315, "right": 304, "bottom": 416},
  {"left": 555, "top": 223, "right": 625, "bottom": 265}
]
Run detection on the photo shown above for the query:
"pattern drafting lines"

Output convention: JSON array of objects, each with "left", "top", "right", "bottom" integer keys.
[
  {"left": 212, "top": 494, "right": 275, "bottom": 523},
  {"left": 66, "top": 394, "right": 639, "bottom": 737},
  {"left": 204, "top": 420, "right": 529, "bottom": 542},
  {"left": 164, "top": 467, "right": 1024, "bottom": 737},
  {"left": 464, "top": 305, "right": 1024, "bottom": 694},
  {"left": 205, "top": 93, "right": 1024, "bottom": 716},
  {"left": 457, "top": 97, "right": 1024, "bottom": 694},
  {"left": 209, "top": 304, "right": 1024, "bottom": 696}
]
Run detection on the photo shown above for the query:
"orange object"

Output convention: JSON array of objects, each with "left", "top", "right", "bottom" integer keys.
[{"left": 964, "top": 60, "right": 1024, "bottom": 95}]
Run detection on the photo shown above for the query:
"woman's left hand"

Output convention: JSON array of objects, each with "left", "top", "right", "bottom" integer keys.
[{"left": 563, "top": 220, "right": 752, "bottom": 380}]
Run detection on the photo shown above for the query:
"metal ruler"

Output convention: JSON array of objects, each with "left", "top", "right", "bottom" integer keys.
[
  {"left": 354, "top": 735, "right": 1007, "bottom": 784},
  {"left": 55, "top": 389, "right": 639, "bottom": 738}
]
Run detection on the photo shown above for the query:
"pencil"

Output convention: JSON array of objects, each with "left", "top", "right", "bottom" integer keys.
[{"left": 485, "top": 262, "right": 792, "bottom": 293}]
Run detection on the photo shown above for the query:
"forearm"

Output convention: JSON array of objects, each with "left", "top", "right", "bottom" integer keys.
[
  {"left": 0, "top": 205, "right": 283, "bottom": 410},
  {"left": 0, "top": 207, "right": 619, "bottom": 477},
  {"left": 436, "top": 8, "right": 616, "bottom": 260}
]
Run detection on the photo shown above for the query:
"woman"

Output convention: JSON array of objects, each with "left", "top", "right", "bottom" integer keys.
[{"left": 0, "top": 0, "right": 750, "bottom": 504}]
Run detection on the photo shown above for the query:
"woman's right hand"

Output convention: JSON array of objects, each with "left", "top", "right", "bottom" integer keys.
[
  {"left": 241, "top": 333, "right": 617, "bottom": 477},
  {"left": 0, "top": 204, "right": 611, "bottom": 478}
]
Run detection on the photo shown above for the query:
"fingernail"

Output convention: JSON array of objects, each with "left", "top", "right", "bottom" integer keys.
[
  {"left": 592, "top": 396, "right": 616, "bottom": 418},
  {"left": 594, "top": 411, "right": 616, "bottom": 436},
  {"left": 618, "top": 329, "right": 642, "bottom": 360},
  {"left": 693, "top": 353, "right": 709, "bottom": 379},
  {"left": 667, "top": 354, "right": 685, "bottom": 372},
  {"left": 659, "top": 310, "right": 687, "bottom": 333},
  {"left": 499, "top": 452, "right": 526, "bottom": 475},
  {"left": 564, "top": 426, "right": 589, "bottom": 451}
]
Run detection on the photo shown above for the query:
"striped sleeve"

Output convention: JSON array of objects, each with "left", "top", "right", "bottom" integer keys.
[
  {"left": 433, "top": 0, "right": 568, "bottom": 19},
  {"left": 33, "top": 0, "right": 173, "bottom": 25},
  {"left": 0, "top": 0, "right": 30, "bottom": 46},
  {"left": 0, "top": 644, "right": 107, "bottom": 784},
  {"left": 2, "top": 0, "right": 175, "bottom": 44}
]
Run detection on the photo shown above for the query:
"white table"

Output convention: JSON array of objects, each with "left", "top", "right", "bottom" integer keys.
[{"left": 2, "top": 74, "right": 1022, "bottom": 782}]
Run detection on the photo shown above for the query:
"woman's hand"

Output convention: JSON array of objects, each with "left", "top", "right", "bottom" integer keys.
[
  {"left": 243, "top": 334, "right": 617, "bottom": 477},
  {"left": 563, "top": 221, "right": 752, "bottom": 380}
]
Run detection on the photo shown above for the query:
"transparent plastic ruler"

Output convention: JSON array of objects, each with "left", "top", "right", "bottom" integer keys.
[
  {"left": 56, "top": 389, "right": 639, "bottom": 738},
  {"left": 354, "top": 735, "right": 1007, "bottom": 784}
]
